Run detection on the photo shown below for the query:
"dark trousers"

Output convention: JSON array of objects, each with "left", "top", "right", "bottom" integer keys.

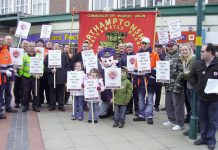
[
  {"left": 154, "top": 82, "right": 162, "bottom": 108},
  {"left": 39, "top": 75, "right": 50, "bottom": 105},
  {"left": 14, "top": 76, "right": 22, "bottom": 105},
  {"left": 199, "top": 100, "right": 218, "bottom": 145},
  {"left": 184, "top": 81, "right": 191, "bottom": 119},
  {"left": 49, "top": 84, "right": 65, "bottom": 108},
  {"left": 22, "top": 77, "right": 40, "bottom": 108},
  {"left": 64, "top": 90, "right": 70, "bottom": 104},
  {"left": 4, "top": 81, "right": 12, "bottom": 110},
  {"left": 114, "top": 105, "right": 127, "bottom": 123}
]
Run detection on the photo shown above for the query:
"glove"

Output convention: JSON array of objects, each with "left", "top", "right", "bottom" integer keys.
[
  {"left": 81, "top": 83, "right": 85, "bottom": 88},
  {"left": 97, "top": 86, "right": 101, "bottom": 91},
  {"left": 6, "top": 70, "right": 12, "bottom": 77},
  {"left": 35, "top": 75, "right": 40, "bottom": 79},
  {"left": 51, "top": 68, "right": 56, "bottom": 74}
]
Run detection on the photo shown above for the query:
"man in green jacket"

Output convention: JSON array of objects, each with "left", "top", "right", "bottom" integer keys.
[
  {"left": 113, "top": 66, "right": 133, "bottom": 128},
  {"left": 20, "top": 42, "right": 41, "bottom": 112}
]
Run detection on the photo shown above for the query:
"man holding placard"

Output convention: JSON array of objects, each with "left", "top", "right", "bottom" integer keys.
[
  {"left": 190, "top": 43, "right": 218, "bottom": 150},
  {"left": 133, "top": 37, "right": 160, "bottom": 125},
  {"left": 20, "top": 42, "right": 41, "bottom": 112},
  {"left": 44, "top": 46, "right": 70, "bottom": 111}
]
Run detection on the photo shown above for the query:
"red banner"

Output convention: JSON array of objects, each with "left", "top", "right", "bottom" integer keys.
[{"left": 78, "top": 11, "right": 156, "bottom": 53}]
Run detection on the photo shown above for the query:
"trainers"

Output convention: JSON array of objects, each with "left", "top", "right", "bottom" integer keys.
[
  {"left": 184, "top": 117, "right": 190, "bottom": 123},
  {"left": 71, "top": 116, "right": 77, "bottom": 120},
  {"left": 161, "top": 107, "right": 166, "bottom": 111},
  {"left": 5, "top": 108, "right": 17, "bottom": 113},
  {"left": 88, "top": 120, "right": 92, "bottom": 123},
  {"left": 58, "top": 107, "right": 65, "bottom": 111},
  {"left": 49, "top": 107, "right": 55, "bottom": 111},
  {"left": 183, "top": 130, "right": 189, "bottom": 136},
  {"left": 94, "top": 120, "right": 98, "bottom": 123},
  {"left": 194, "top": 139, "right": 207, "bottom": 145},
  {"left": 154, "top": 107, "right": 160, "bottom": 112},
  {"left": 33, "top": 107, "right": 40, "bottom": 112},
  {"left": 147, "top": 118, "right": 153, "bottom": 125},
  {"left": 133, "top": 116, "right": 145, "bottom": 121},
  {"left": 172, "top": 125, "right": 182, "bottom": 131},
  {"left": 15, "top": 103, "right": 19, "bottom": 108},
  {"left": 0, "top": 114, "right": 6, "bottom": 119},
  {"left": 208, "top": 144, "right": 215, "bottom": 150},
  {"left": 118, "top": 122, "right": 124, "bottom": 128},
  {"left": 163, "top": 121, "right": 175, "bottom": 127},
  {"left": 113, "top": 122, "right": 118, "bottom": 127},
  {"left": 78, "top": 117, "right": 83, "bottom": 121}
]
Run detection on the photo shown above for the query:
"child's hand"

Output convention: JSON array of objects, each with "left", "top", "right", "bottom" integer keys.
[{"left": 97, "top": 86, "right": 101, "bottom": 91}]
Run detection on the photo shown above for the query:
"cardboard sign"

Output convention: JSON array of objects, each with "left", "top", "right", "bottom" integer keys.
[
  {"left": 81, "top": 50, "right": 94, "bottom": 66},
  {"left": 156, "top": 61, "right": 170, "bottom": 83},
  {"left": 35, "top": 47, "right": 44, "bottom": 58},
  {"left": 84, "top": 79, "right": 100, "bottom": 101},
  {"left": 157, "top": 31, "right": 169, "bottom": 45},
  {"left": 30, "top": 57, "right": 44, "bottom": 75},
  {"left": 85, "top": 55, "right": 98, "bottom": 73},
  {"left": 48, "top": 50, "right": 62, "bottom": 68},
  {"left": 40, "top": 25, "right": 52, "bottom": 39},
  {"left": 15, "top": 21, "right": 31, "bottom": 39},
  {"left": 168, "top": 19, "right": 182, "bottom": 40},
  {"left": 10, "top": 48, "right": 24, "bottom": 67},
  {"left": 127, "top": 55, "right": 136, "bottom": 73},
  {"left": 67, "top": 71, "right": 84, "bottom": 92},
  {"left": 105, "top": 68, "right": 121, "bottom": 89},
  {"left": 136, "top": 52, "right": 151, "bottom": 74},
  {"left": 204, "top": 79, "right": 218, "bottom": 94}
]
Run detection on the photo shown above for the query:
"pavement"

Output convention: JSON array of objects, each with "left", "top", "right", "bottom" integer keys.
[{"left": 1, "top": 103, "right": 218, "bottom": 150}]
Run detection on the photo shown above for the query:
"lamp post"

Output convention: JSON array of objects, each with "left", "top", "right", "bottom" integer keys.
[{"left": 189, "top": 0, "right": 204, "bottom": 140}]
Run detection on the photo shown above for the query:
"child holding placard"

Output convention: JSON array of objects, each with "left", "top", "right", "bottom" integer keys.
[
  {"left": 71, "top": 62, "right": 86, "bottom": 121},
  {"left": 87, "top": 68, "right": 105, "bottom": 123}
]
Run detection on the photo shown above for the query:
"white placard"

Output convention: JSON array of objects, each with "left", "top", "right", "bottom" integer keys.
[
  {"left": 84, "top": 79, "right": 100, "bottom": 101},
  {"left": 168, "top": 19, "right": 181, "bottom": 40},
  {"left": 30, "top": 57, "right": 44, "bottom": 75},
  {"left": 204, "top": 79, "right": 218, "bottom": 94},
  {"left": 67, "top": 71, "right": 84, "bottom": 92},
  {"left": 85, "top": 55, "right": 98, "bottom": 73},
  {"left": 156, "top": 61, "right": 170, "bottom": 83},
  {"left": 15, "top": 21, "right": 31, "bottom": 39},
  {"left": 127, "top": 55, "right": 136, "bottom": 73},
  {"left": 48, "top": 50, "right": 62, "bottom": 68},
  {"left": 81, "top": 50, "right": 94, "bottom": 66},
  {"left": 105, "top": 68, "right": 121, "bottom": 89},
  {"left": 40, "top": 25, "right": 52, "bottom": 39},
  {"left": 10, "top": 48, "right": 24, "bottom": 67},
  {"left": 35, "top": 47, "right": 45, "bottom": 58},
  {"left": 157, "top": 31, "right": 169, "bottom": 45},
  {"left": 136, "top": 52, "right": 151, "bottom": 74}
]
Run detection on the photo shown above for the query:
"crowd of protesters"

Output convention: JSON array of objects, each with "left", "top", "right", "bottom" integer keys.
[{"left": 0, "top": 34, "right": 218, "bottom": 150}]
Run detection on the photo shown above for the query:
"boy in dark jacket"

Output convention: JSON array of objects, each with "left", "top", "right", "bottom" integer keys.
[{"left": 113, "top": 66, "right": 133, "bottom": 128}]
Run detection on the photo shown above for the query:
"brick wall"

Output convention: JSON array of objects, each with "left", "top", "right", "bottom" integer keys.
[
  {"left": 208, "top": 0, "right": 218, "bottom": 4},
  {"left": 175, "top": 0, "right": 196, "bottom": 5},
  {"left": 50, "top": 0, "right": 66, "bottom": 14},
  {"left": 70, "top": 0, "right": 88, "bottom": 11}
]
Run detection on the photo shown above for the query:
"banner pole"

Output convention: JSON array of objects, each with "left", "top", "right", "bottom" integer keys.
[
  {"left": 69, "top": 16, "right": 74, "bottom": 47},
  {"left": 17, "top": 37, "right": 22, "bottom": 48},
  {"left": 131, "top": 74, "right": 135, "bottom": 113},
  {"left": 112, "top": 89, "right": 115, "bottom": 112},
  {"left": 54, "top": 67, "right": 56, "bottom": 89},
  {"left": 91, "top": 100, "right": 94, "bottom": 124},
  {"left": 144, "top": 77, "right": 148, "bottom": 101},
  {"left": 153, "top": 8, "right": 159, "bottom": 51},
  {"left": 72, "top": 92, "right": 75, "bottom": 116}
]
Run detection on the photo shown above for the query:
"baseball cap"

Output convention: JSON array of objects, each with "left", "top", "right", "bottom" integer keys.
[
  {"left": 167, "top": 39, "right": 177, "bottom": 46},
  {"left": 141, "top": 37, "right": 150, "bottom": 43},
  {"left": 126, "top": 42, "right": 133, "bottom": 48}
]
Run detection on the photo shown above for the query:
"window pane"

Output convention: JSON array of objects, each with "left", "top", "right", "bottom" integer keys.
[
  {"left": 127, "top": 0, "right": 133, "bottom": 8},
  {"left": 155, "top": 0, "right": 162, "bottom": 6},
  {"left": 100, "top": 0, "right": 107, "bottom": 9},
  {"left": 147, "top": 0, "right": 153, "bottom": 6},
  {"left": 94, "top": 0, "right": 100, "bottom": 10},
  {"left": 135, "top": 0, "right": 141, "bottom": 7},
  {"left": 108, "top": 0, "right": 113, "bottom": 8},
  {"left": 33, "top": 4, "right": 37, "bottom": 14},
  {"left": 121, "top": 0, "right": 125, "bottom": 8}
]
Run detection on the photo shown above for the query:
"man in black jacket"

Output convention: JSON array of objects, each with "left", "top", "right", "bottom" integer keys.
[
  {"left": 44, "top": 50, "right": 70, "bottom": 111},
  {"left": 190, "top": 43, "right": 218, "bottom": 150}
]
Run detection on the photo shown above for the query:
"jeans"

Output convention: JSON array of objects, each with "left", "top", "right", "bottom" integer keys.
[
  {"left": 72, "top": 96, "right": 84, "bottom": 119},
  {"left": 138, "top": 84, "right": 154, "bottom": 118},
  {"left": 114, "top": 105, "right": 127, "bottom": 123},
  {"left": 88, "top": 102, "right": 99, "bottom": 121},
  {"left": 4, "top": 81, "right": 12, "bottom": 110}
]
